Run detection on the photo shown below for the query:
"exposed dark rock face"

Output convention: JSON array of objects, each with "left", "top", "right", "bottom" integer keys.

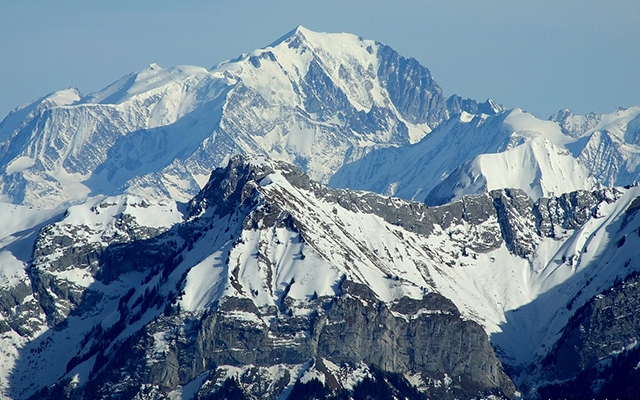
[
  {"left": 376, "top": 45, "right": 500, "bottom": 128},
  {"left": 26, "top": 206, "right": 178, "bottom": 329},
  {"left": 7, "top": 156, "right": 633, "bottom": 399},
  {"left": 490, "top": 189, "right": 537, "bottom": 258},
  {"left": 535, "top": 270, "right": 640, "bottom": 398},
  {"left": 40, "top": 288, "right": 514, "bottom": 399},
  {"left": 376, "top": 45, "right": 448, "bottom": 127},
  {"left": 535, "top": 189, "right": 616, "bottom": 237},
  {"left": 0, "top": 281, "right": 41, "bottom": 336}
]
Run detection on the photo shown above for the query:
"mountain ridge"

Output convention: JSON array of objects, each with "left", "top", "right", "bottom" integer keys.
[
  {"left": 1, "top": 26, "right": 640, "bottom": 399},
  {"left": 3, "top": 154, "right": 640, "bottom": 398},
  {"left": 0, "top": 26, "right": 497, "bottom": 209}
]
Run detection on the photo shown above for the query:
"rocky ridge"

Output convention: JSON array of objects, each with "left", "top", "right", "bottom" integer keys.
[
  {"left": 1, "top": 26, "right": 640, "bottom": 400},
  {"left": 4, "top": 155, "right": 640, "bottom": 398}
]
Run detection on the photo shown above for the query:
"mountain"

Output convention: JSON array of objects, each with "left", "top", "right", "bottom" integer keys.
[
  {"left": 329, "top": 108, "right": 599, "bottom": 204},
  {"left": 0, "top": 26, "right": 497, "bottom": 209},
  {"left": 550, "top": 106, "right": 640, "bottom": 187},
  {"left": 2, "top": 26, "right": 640, "bottom": 399},
  {"left": 2, "top": 155, "right": 640, "bottom": 398},
  {"left": 330, "top": 107, "right": 640, "bottom": 206},
  {"left": 3, "top": 156, "right": 515, "bottom": 399}
]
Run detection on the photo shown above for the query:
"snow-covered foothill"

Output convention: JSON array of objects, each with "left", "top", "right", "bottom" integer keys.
[{"left": 331, "top": 108, "right": 602, "bottom": 204}]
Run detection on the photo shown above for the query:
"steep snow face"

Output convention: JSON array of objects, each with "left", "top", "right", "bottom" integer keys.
[
  {"left": 331, "top": 108, "right": 600, "bottom": 204},
  {"left": 0, "top": 26, "right": 486, "bottom": 209},
  {"left": 426, "top": 136, "right": 598, "bottom": 205},
  {"left": 0, "top": 203, "right": 60, "bottom": 290},
  {"left": 218, "top": 26, "right": 385, "bottom": 114},
  {"left": 330, "top": 111, "right": 507, "bottom": 200},
  {"left": 555, "top": 107, "right": 640, "bottom": 187}
]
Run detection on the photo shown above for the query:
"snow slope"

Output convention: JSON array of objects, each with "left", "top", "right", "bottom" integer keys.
[
  {"left": 331, "top": 108, "right": 600, "bottom": 204},
  {"left": 426, "top": 135, "right": 597, "bottom": 205},
  {"left": 0, "top": 26, "right": 486, "bottom": 209}
]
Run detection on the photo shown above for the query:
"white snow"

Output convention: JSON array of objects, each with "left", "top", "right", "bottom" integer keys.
[
  {"left": 331, "top": 108, "right": 601, "bottom": 204},
  {"left": 0, "top": 203, "right": 61, "bottom": 289},
  {"left": 62, "top": 195, "right": 182, "bottom": 234},
  {"left": 4, "top": 157, "right": 35, "bottom": 174},
  {"left": 1, "top": 25, "right": 640, "bottom": 398},
  {"left": 176, "top": 162, "right": 640, "bottom": 370},
  {"left": 0, "top": 26, "right": 441, "bottom": 209}
]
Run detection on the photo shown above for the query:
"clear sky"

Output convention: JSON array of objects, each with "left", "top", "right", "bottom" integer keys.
[{"left": 1, "top": 0, "right": 638, "bottom": 120}]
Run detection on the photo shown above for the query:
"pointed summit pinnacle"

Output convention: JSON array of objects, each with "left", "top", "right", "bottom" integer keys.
[{"left": 268, "top": 25, "right": 312, "bottom": 48}]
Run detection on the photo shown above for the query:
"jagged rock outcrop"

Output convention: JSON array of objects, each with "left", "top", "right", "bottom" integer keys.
[
  {"left": 5, "top": 155, "right": 640, "bottom": 400},
  {"left": 16, "top": 156, "right": 523, "bottom": 399},
  {"left": 536, "top": 270, "right": 640, "bottom": 399}
]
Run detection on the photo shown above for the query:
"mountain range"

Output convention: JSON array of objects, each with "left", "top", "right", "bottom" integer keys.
[{"left": 1, "top": 26, "right": 640, "bottom": 399}]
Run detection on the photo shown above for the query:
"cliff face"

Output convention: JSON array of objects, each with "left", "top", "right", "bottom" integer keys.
[
  {"left": 4, "top": 155, "right": 640, "bottom": 399},
  {"left": 536, "top": 270, "right": 640, "bottom": 399},
  {"left": 9, "top": 156, "right": 520, "bottom": 399},
  {"left": 73, "top": 287, "right": 513, "bottom": 400}
]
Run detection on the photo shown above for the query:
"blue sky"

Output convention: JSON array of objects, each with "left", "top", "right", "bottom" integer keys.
[{"left": 1, "top": 0, "right": 638, "bottom": 119}]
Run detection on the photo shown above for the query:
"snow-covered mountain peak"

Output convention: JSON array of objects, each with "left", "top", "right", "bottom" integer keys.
[
  {"left": 212, "top": 25, "right": 383, "bottom": 113},
  {"left": 267, "top": 25, "right": 372, "bottom": 55},
  {"left": 2, "top": 27, "right": 483, "bottom": 208},
  {"left": 550, "top": 106, "right": 640, "bottom": 140},
  {"left": 547, "top": 106, "right": 640, "bottom": 187},
  {"left": 503, "top": 108, "right": 571, "bottom": 146},
  {"left": 0, "top": 27, "right": 520, "bottom": 209},
  {"left": 484, "top": 98, "right": 504, "bottom": 114},
  {"left": 146, "top": 62, "right": 162, "bottom": 71},
  {"left": 80, "top": 63, "right": 213, "bottom": 109},
  {"left": 549, "top": 108, "right": 603, "bottom": 137},
  {"left": 41, "top": 87, "right": 83, "bottom": 107}
]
